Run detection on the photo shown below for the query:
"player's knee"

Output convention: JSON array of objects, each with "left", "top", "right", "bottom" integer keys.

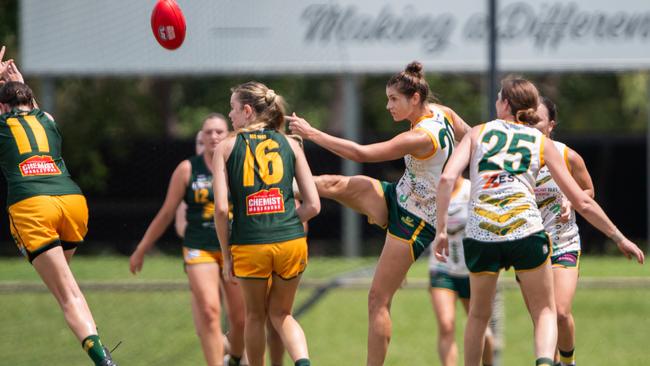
[
  {"left": 467, "top": 307, "right": 492, "bottom": 322},
  {"left": 267, "top": 314, "right": 287, "bottom": 331},
  {"left": 367, "top": 288, "right": 390, "bottom": 314},
  {"left": 437, "top": 319, "right": 455, "bottom": 337},
  {"left": 316, "top": 174, "right": 347, "bottom": 195},
  {"left": 229, "top": 310, "right": 246, "bottom": 331},
  {"left": 556, "top": 306, "right": 573, "bottom": 324},
  {"left": 246, "top": 309, "right": 267, "bottom": 325},
  {"left": 199, "top": 301, "right": 222, "bottom": 325}
]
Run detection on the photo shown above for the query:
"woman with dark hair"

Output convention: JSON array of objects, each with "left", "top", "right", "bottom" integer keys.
[
  {"left": 287, "top": 61, "right": 471, "bottom": 365},
  {"left": 432, "top": 78, "right": 643, "bottom": 366},
  {"left": 531, "top": 97, "right": 594, "bottom": 366},
  {"left": 0, "top": 81, "right": 118, "bottom": 366}
]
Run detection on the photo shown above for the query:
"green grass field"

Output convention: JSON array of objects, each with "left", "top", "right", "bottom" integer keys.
[{"left": 0, "top": 255, "right": 648, "bottom": 365}]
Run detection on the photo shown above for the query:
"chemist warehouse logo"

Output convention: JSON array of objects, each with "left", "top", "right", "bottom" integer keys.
[
  {"left": 246, "top": 188, "right": 285, "bottom": 215},
  {"left": 19, "top": 156, "right": 61, "bottom": 176}
]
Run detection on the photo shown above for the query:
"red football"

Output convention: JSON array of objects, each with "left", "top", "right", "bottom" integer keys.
[{"left": 150, "top": 0, "right": 186, "bottom": 50}]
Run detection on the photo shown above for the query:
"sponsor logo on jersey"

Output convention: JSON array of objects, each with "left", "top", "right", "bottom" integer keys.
[
  {"left": 192, "top": 176, "right": 212, "bottom": 190},
  {"left": 246, "top": 188, "right": 285, "bottom": 215},
  {"left": 482, "top": 173, "right": 516, "bottom": 189},
  {"left": 18, "top": 155, "right": 61, "bottom": 176}
]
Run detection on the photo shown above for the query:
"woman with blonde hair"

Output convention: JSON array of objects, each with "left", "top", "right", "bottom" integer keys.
[
  {"left": 130, "top": 114, "right": 247, "bottom": 366},
  {"left": 213, "top": 81, "right": 320, "bottom": 366}
]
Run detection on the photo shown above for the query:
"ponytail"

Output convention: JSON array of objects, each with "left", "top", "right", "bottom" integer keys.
[
  {"left": 231, "top": 81, "right": 287, "bottom": 132},
  {"left": 386, "top": 61, "right": 431, "bottom": 106}
]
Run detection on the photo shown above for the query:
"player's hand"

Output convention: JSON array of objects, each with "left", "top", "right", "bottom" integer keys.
[
  {"left": 5, "top": 60, "right": 24, "bottom": 83},
  {"left": 616, "top": 238, "right": 645, "bottom": 264},
  {"left": 286, "top": 113, "right": 317, "bottom": 140},
  {"left": 222, "top": 258, "right": 235, "bottom": 283},
  {"left": 433, "top": 232, "right": 449, "bottom": 262},
  {"left": 559, "top": 197, "right": 572, "bottom": 223},
  {"left": 129, "top": 249, "right": 145, "bottom": 274}
]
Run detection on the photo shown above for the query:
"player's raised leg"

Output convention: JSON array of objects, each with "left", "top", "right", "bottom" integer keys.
[{"left": 314, "top": 175, "right": 388, "bottom": 228}]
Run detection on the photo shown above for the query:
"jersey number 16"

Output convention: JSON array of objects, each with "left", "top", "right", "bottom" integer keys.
[{"left": 243, "top": 139, "right": 284, "bottom": 187}]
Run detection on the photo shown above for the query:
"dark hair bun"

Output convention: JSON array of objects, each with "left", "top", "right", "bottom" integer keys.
[{"left": 405, "top": 61, "right": 424, "bottom": 78}]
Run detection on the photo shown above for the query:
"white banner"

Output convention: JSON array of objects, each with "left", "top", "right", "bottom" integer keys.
[{"left": 20, "top": 0, "right": 650, "bottom": 75}]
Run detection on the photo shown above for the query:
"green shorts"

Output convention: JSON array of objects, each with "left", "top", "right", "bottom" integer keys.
[
  {"left": 430, "top": 271, "right": 470, "bottom": 299},
  {"left": 380, "top": 181, "right": 435, "bottom": 260},
  {"left": 463, "top": 231, "right": 551, "bottom": 274}
]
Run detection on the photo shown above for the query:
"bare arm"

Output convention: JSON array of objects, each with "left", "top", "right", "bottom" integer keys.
[
  {"left": 213, "top": 138, "right": 235, "bottom": 281},
  {"left": 559, "top": 147, "right": 595, "bottom": 222},
  {"left": 433, "top": 126, "right": 478, "bottom": 261},
  {"left": 288, "top": 138, "right": 320, "bottom": 222},
  {"left": 567, "top": 148, "right": 594, "bottom": 198},
  {"left": 545, "top": 141, "right": 644, "bottom": 264},
  {"left": 287, "top": 113, "right": 434, "bottom": 162},
  {"left": 130, "top": 161, "right": 189, "bottom": 273}
]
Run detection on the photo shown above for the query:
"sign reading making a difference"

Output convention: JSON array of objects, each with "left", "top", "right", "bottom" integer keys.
[{"left": 21, "top": 0, "right": 650, "bottom": 75}]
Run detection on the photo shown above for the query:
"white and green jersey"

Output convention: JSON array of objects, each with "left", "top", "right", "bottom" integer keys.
[
  {"left": 534, "top": 140, "right": 580, "bottom": 256},
  {"left": 429, "top": 179, "right": 470, "bottom": 276},
  {"left": 466, "top": 120, "right": 546, "bottom": 242},
  {"left": 396, "top": 105, "right": 455, "bottom": 226}
]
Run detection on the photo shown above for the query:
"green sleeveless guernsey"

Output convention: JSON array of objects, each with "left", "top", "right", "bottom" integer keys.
[
  {"left": 0, "top": 108, "right": 81, "bottom": 206},
  {"left": 183, "top": 155, "right": 220, "bottom": 251},
  {"left": 226, "top": 130, "right": 304, "bottom": 244}
]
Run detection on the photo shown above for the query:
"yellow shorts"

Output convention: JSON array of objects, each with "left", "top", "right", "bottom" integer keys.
[
  {"left": 231, "top": 237, "right": 307, "bottom": 280},
  {"left": 182, "top": 247, "right": 223, "bottom": 267},
  {"left": 8, "top": 194, "right": 88, "bottom": 262}
]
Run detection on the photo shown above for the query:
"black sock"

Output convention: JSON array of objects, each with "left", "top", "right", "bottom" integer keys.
[
  {"left": 559, "top": 348, "right": 575, "bottom": 365},
  {"left": 228, "top": 355, "right": 242, "bottom": 366},
  {"left": 295, "top": 358, "right": 311, "bottom": 366},
  {"left": 536, "top": 357, "right": 554, "bottom": 366}
]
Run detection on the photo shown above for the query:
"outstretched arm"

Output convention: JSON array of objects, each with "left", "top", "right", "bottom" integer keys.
[
  {"left": 545, "top": 141, "right": 644, "bottom": 264},
  {"left": 130, "top": 161, "right": 189, "bottom": 273},
  {"left": 433, "top": 126, "right": 478, "bottom": 261},
  {"left": 286, "top": 113, "right": 434, "bottom": 162}
]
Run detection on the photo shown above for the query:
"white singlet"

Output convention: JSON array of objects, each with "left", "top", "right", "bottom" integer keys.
[
  {"left": 534, "top": 140, "right": 581, "bottom": 256},
  {"left": 465, "top": 119, "right": 546, "bottom": 242},
  {"left": 395, "top": 105, "right": 454, "bottom": 226}
]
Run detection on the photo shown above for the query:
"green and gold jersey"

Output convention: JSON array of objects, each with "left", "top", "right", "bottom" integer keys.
[
  {"left": 0, "top": 108, "right": 81, "bottom": 206},
  {"left": 226, "top": 129, "right": 304, "bottom": 245},
  {"left": 183, "top": 155, "right": 220, "bottom": 251}
]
